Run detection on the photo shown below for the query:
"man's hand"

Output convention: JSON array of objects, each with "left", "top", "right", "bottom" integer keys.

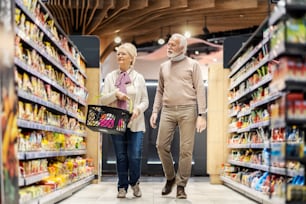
[
  {"left": 196, "top": 116, "right": 207, "bottom": 133},
  {"left": 150, "top": 113, "right": 158, "bottom": 129}
]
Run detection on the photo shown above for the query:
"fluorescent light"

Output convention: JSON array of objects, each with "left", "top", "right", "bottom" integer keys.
[{"left": 145, "top": 81, "right": 158, "bottom": 86}]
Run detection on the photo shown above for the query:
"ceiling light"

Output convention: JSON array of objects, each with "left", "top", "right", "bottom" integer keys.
[
  {"left": 157, "top": 27, "right": 165, "bottom": 45},
  {"left": 114, "top": 36, "right": 122, "bottom": 44},
  {"left": 158, "top": 38, "right": 165, "bottom": 45},
  {"left": 184, "top": 20, "right": 191, "bottom": 38},
  {"left": 184, "top": 31, "right": 191, "bottom": 38}
]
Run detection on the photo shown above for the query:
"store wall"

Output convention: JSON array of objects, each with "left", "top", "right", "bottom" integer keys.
[
  {"left": 85, "top": 69, "right": 102, "bottom": 179},
  {"left": 207, "top": 63, "right": 229, "bottom": 184}
]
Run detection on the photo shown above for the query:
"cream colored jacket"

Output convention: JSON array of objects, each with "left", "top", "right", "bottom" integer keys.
[{"left": 100, "top": 69, "right": 149, "bottom": 132}]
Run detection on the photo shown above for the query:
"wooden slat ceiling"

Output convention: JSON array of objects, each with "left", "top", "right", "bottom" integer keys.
[{"left": 44, "top": 0, "right": 270, "bottom": 61}]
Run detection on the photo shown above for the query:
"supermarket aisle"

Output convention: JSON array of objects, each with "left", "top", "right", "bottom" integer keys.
[{"left": 58, "top": 176, "right": 256, "bottom": 204}]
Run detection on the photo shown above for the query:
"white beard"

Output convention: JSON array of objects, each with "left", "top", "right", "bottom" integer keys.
[{"left": 167, "top": 51, "right": 180, "bottom": 58}]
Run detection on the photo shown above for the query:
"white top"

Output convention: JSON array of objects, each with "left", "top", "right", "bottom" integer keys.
[{"left": 100, "top": 69, "right": 149, "bottom": 132}]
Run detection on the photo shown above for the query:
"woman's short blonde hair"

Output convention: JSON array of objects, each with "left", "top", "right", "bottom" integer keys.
[{"left": 117, "top": 43, "right": 137, "bottom": 66}]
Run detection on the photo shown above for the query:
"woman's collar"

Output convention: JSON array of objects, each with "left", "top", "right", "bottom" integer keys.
[{"left": 118, "top": 67, "right": 133, "bottom": 74}]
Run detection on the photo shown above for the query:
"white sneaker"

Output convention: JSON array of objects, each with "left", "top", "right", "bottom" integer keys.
[
  {"left": 132, "top": 183, "right": 142, "bottom": 197},
  {"left": 117, "top": 188, "right": 127, "bottom": 198}
]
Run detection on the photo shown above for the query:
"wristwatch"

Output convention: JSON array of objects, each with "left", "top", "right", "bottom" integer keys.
[
  {"left": 198, "top": 113, "right": 207, "bottom": 117},
  {"left": 198, "top": 110, "right": 207, "bottom": 117}
]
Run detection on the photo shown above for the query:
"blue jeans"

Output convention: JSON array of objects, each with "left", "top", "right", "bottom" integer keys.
[{"left": 111, "top": 129, "right": 144, "bottom": 191}]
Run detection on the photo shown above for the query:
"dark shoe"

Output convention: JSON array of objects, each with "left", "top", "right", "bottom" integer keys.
[
  {"left": 176, "top": 186, "right": 187, "bottom": 199},
  {"left": 161, "top": 177, "right": 176, "bottom": 195}
]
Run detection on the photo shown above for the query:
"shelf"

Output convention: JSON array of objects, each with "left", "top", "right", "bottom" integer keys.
[
  {"left": 286, "top": 201, "right": 306, "bottom": 204},
  {"left": 249, "top": 120, "right": 269, "bottom": 129},
  {"left": 221, "top": 176, "right": 285, "bottom": 204},
  {"left": 19, "top": 177, "right": 24, "bottom": 187},
  {"left": 18, "top": 152, "right": 25, "bottom": 160},
  {"left": 38, "top": 175, "right": 94, "bottom": 204},
  {"left": 15, "top": 27, "right": 84, "bottom": 91},
  {"left": 237, "top": 109, "right": 251, "bottom": 118},
  {"left": 270, "top": 166, "right": 304, "bottom": 177},
  {"left": 228, "top": 17, "right": 268, "bottom": 74},
  {"left": 17, "top": 119, "right": 86, "bottom": 137},
  {"left": 228, "top": 144, "right": 250, "bottom": 149},
  {"left": 227, "top": 4, "right": 306, "bottom": 203},
  {"left": 228, "top": 160, "right": 303, "bottom": 177},
  {"left": 229, "top": 74, "right": 272, "bottom": 104},
  {"left": 228, "top": 143, "right": 267, "bottom": 149},
  {"left": 17, "top": 89, "right": 86, "bottom": 123},
  {"left": 229, "top": 54, "right": 270, "bottom": 91},
  {"left": 20, "top": 175, "right": 95, "bottom": 204},
  {"left": 269, "top": 2, "right": 306, "bottom": 26},
  {"left": 19, "top": 172, "right": 49, "bottom": 186},
  {"left": 271, "top": 117, "right": 306, "bottom": 129},
  {"left": 18, "top": 89, "right": 66, "bottom": 115},
  {"left": 39, "top": 1, "right": 88, "bottom": 75},
  {"left": 229, "top": 111, "right": 238, "bottom": 118},
  {"left": 270, "top": 79, "right": 306, "bottom": 93},
  {"left": 270, "top": 42, "right": 306, "bottom": 61},
  {"left": 286, "top": 156, "right": 306, "bottom": 164},
  {"left": 15, "top": 0, "right": 86, "bottom": 78},
  {"left": 251, "top": 143, "right": 269, "bottom": 148},
  {"left": 15, "top": 58, "right": 68, "bottom": 96},
  {"left": 251, "top": 92, "right": 283, "bottom": 110},
  {"left": 228, "top": 127, "right": 238, "bottom": 133},
  {"left": 228, "top": 160, "right": 269, "bottom": 172},
  {"left": 232, "top": 91, "right": 282, "bottom": 119},
  {"left": 18, "top": 150, "right": 86, "bottom": 160}
]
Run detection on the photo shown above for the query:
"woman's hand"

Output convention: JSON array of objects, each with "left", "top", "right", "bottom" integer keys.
[
  {"left": 116, "top": 91, "right": 129, "bottom": 101},
  {"left": 130, "top": 108, "right": 140, "bottom": 121}
]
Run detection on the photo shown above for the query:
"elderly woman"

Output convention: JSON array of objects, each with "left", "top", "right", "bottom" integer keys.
[{"left": 100, "top": 43, "right": 149, "bottom": 198}]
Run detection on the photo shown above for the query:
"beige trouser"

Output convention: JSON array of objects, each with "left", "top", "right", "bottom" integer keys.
[{"left": 156, "top": 105, "right": 197, "bottom": 187}]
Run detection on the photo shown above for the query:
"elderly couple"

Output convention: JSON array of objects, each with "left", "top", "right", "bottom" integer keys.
[{"left": 100, "top": 33, "right": 207, "bottom": 199}]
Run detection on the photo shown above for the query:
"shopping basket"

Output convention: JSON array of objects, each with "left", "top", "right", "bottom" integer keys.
[{"left": 86, "top": 105, "right": 132, "bottom": 135}]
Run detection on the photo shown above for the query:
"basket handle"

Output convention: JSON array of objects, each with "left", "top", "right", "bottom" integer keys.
[
  {"left": 127, "top": 98, "right": 133, "bottom": 114},
  {"left": 97, "top": 94, "right": 133, "bottom": 114}
]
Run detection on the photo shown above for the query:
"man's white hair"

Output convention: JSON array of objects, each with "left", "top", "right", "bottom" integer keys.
[{"left": 170, "top": 33, "right": 187, "bottom": 54}]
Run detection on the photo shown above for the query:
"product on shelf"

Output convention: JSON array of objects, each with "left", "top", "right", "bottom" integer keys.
[
  {"left": 224, "top": 2, "right": 306, "bottom": 203},
  {"left": 15, "top": 1, "right": 93, "bottom": 203}
]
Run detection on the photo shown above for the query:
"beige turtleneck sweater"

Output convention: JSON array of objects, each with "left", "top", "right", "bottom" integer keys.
[{"left": 152, "top": 56, "right": 206, "bottom": 114}]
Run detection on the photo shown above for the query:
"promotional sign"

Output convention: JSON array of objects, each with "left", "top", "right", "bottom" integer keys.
[{"left": 0, "top": 0, "right": 19, "bottom": 203}]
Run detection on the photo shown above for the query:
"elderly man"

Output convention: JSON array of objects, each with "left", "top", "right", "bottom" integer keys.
[{"left": 150, "top": 33, "right": 207, "bottom": 199}]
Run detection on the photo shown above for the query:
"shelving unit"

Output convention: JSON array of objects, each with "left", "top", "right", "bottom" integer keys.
[
  {"left": 14, "top": 0, "right": 94, "bottom": 203},
  {"left": 222, "top": 1, "right": 306, "bottom": 203}
]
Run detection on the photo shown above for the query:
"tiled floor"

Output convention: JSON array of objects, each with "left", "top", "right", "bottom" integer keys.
[{"left": 58, "top": 176, "right": 257, "bottom": 204}]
